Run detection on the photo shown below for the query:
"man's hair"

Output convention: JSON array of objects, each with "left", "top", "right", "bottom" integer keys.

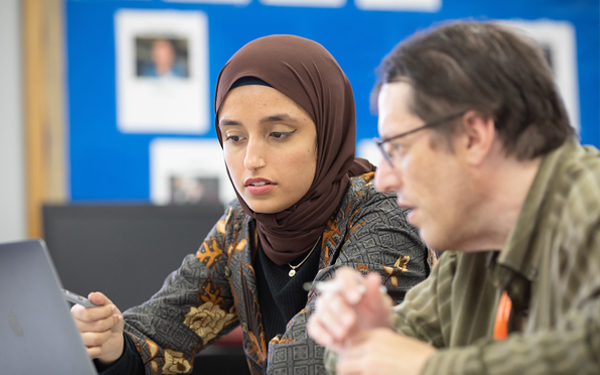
[{"left": 373, "top": 21, "right": 574, "bottom": 160}]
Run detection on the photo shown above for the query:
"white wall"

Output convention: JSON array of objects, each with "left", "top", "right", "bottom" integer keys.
[{"left": 0, "top": 0, "right": 26, "bottom": 242}]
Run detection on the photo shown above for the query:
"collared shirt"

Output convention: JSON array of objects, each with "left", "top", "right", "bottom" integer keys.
[{"left": 325, "top": 140, "right": 600, "bottom": 374}]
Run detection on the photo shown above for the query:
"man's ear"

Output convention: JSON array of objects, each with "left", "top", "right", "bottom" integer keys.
[{"left": 455, "top": 110, "right": 496, "bottom": 166}]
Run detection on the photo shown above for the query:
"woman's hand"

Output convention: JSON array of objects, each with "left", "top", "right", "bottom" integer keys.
[{"left": 70, "top": 292, "right": 125, "bottom": 366}]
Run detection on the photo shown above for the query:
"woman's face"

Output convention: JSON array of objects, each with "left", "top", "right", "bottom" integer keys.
[{"left": 219, "top": 85, "right": 318, "bottom": 214}]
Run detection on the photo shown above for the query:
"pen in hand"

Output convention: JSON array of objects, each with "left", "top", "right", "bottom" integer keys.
[
  {"left": 303, "top": 281, "right": 386, "bottom": 294},
  {"left": 62, "top": 288, "right": 100, "bottom": 308}
]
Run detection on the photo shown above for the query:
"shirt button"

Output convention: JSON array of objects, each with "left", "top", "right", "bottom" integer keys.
[
  {"left": 224, "top": 266, "right": 231, "bottom": 278},
  {"left": 241, "top": 322, "right": 248, "bottom": 332},
  {"left": 528, "top": 268, "right": 538, "bottom": 279}
]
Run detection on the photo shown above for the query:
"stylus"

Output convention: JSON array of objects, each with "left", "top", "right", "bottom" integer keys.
[
  {"left": 303, "top": 281, "right": 386, "bottom": 294},
  {"left": 62, "top": 288, "right": 100, "bottom": 308}
]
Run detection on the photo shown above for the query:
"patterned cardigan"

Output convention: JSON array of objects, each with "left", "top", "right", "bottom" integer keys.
[{"left": 121, "top": 172, "right": 434, "bottom": 375}]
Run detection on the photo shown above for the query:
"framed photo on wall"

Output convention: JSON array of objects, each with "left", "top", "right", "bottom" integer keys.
[{"left": 115, "top": 10, "right": 210, "bottom": 134}]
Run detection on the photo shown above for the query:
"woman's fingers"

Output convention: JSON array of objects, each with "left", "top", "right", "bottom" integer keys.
[
  {"left": 72, "top": 304, "right": 114, "bottom": 323},
  {"left": 69, "top": 291, "right": 125, "bottom": 361},
  {"left": 81, "top": 329, "right": 115, "bottom": 347},
  {"left": 87, "top": 291, "right": 115, "bottom": 308},
  {"left": 73, "top": 307, "right": 121, "bottom": 333}
]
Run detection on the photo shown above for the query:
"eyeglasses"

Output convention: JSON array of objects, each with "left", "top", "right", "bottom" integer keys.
[{"left": 374, "top": 111, "right": 466, "bottom": 167}]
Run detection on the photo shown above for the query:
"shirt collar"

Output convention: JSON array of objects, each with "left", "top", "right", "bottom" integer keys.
[{"left": 492, "top": 140, "right": 579, "bottom": 281}]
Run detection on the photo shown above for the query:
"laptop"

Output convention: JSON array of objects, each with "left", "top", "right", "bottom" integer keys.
[{"left": 0, "top": 239, "right": 98, "bottom": 374}]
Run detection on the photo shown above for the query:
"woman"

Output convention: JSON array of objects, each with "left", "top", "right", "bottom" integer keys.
[{"left": 72, "top": 35, "right": 433, "bottom": 375}]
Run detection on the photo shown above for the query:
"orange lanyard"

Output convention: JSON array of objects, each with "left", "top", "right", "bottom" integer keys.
[{"left": 493, "top": 291, "right": 512, "bottom": 340}]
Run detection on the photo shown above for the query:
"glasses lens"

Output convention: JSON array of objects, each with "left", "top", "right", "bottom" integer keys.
[{"left": 376, "top": 140, "right": 393, "bottom": 167}]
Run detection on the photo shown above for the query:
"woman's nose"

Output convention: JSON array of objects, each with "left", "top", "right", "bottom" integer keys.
[{"left": 244, "top": 138, "right": 266, "bottom": 170}]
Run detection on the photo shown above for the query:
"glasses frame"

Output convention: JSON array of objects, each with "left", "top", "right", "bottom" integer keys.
[{"left": 374, "top": 111, "right": 466, "bottom": 167}]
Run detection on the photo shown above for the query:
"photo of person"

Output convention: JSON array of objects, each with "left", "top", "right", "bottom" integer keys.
[
  {"left": 115, "top": 10, "right": 209, "bottom": 133},
  {"left": 135, "top": 36, "right": 189, "bottom": 79},
  {"left": 169, "top": 175, "right": 219, "bottom": 204}
]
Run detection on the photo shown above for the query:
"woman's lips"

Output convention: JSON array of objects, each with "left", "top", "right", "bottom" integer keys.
[{"left": 244, "top": 178, "right": 276, "bottom": 196}]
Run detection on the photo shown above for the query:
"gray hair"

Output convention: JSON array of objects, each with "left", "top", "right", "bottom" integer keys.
[{"left": 373, "top": 21, "right": 573, "bottom": 159}]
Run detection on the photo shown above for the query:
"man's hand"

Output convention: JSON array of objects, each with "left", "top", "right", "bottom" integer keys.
[
  {"left": 70, "top": 292, "right": 125, "bottom": 366},
  {"left": 307, "top": 267, "right": 394, "bottom": 351},
  {"left": 336, "top": 328, "right": 437, "bottom": 375}
]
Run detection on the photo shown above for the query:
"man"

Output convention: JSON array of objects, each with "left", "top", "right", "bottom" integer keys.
[
  {"left": 141, "top": 38, "right": 186, "bottom": 78},
  {"left": 307, "top": 21, "right": 600, "bottom": 375}
]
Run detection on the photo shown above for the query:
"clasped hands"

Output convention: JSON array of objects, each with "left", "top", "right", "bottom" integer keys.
[{"left": 307, "top": 267, "right": 436, "bottom": 375}]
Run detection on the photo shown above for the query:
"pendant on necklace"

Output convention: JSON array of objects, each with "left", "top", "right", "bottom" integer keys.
[{"left": 288, "top": 269, "right": 296, "bottom": 277}]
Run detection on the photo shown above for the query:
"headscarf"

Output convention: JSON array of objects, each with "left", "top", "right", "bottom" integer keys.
[{"left": 215, "top": 35, "right": 374, "bottom": 265}]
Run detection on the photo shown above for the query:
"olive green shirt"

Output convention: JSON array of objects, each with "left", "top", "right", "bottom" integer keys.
[{"left": 326, "top": 140, "right": 600, "bottom": 374}]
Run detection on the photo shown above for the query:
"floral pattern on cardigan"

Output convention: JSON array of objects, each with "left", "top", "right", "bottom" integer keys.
[{"left": 122, "top": 172, "right": 433, "bottom": 375}]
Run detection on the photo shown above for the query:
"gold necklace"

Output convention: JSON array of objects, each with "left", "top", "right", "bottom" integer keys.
[{"left": 288, "top": 236, "right": 321, "bottom": 277}]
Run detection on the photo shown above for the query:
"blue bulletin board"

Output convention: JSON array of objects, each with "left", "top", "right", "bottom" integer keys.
[{"left": 65, "top": 0, "right": 600, "bottom": 202}]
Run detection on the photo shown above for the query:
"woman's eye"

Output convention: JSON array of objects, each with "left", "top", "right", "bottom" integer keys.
[
  {"left": 271, "top": 130, "right": 296, "bottom": 139},
  {"left": 226, "top": 135, "right": 243, "bottom": 143}
]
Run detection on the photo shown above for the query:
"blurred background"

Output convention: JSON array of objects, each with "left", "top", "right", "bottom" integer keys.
[
  {"left": 0, "top": 1, "right": 598, "bottom": 373},
  {"left": 2, "top": 0, "right": 599, "bottom": 243},
  {"left": 1, "top": 0, "right": 598, "bottom": 242}
]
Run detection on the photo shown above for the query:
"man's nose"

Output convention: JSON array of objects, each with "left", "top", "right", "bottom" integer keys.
[{"left": 374, "top": 157, "right": 403, "bottom": 193}]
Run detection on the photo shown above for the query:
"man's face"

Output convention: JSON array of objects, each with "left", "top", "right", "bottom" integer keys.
[
  {"left": 152, "top": 39, "right": 175, "bottom": 73},
  {"left": 374, "top": 82, "right": 475, "bottom": 251}
]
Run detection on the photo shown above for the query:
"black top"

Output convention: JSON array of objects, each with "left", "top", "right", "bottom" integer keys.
[{"left": 254, "top": 238, "right": 322, "bottom": 343}]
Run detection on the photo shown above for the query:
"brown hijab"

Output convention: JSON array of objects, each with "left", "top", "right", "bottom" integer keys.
[{"left": 215, "top": 35, "right": 374, "bottom": 265}]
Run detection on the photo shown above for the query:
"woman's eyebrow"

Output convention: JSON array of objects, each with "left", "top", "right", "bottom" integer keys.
[
  {"left": 218, "top": 114, "right": 300, "bottom": 128},
  {"left": 260, "top": 114, "right": 299, "bottom": 124},
  {"left": 218, "top": 119, "right": 241, "bottom": 128}
]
